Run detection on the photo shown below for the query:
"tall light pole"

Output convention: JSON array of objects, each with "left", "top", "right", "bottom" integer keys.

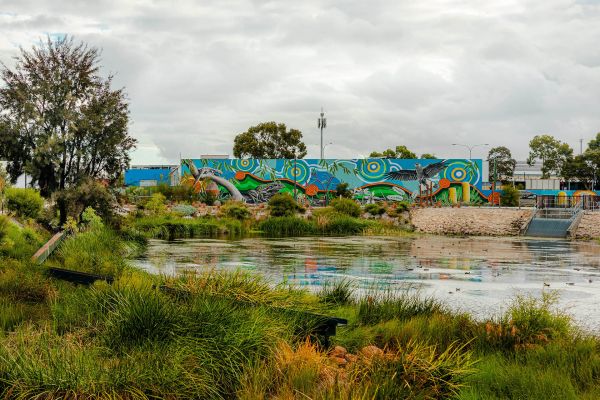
[
  {"left": 452, "top": 143, "right": 489, "bottom": 159},
  {"left": 318, "top": 107, "right": 327, "bottom": 160}
]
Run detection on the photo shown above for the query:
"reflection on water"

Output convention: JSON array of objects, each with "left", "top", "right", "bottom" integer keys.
[{"left": 134, "top": 235, "right": 600, "bottom": 329}]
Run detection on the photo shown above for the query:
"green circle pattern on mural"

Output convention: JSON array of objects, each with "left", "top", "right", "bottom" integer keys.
[
  {"left": 358, "top": 159, "right": 389, "bottom": 182},
  {"left": 231, "top": 159, "right": 259, "bottom": 173},
  {"left": 284, "top": 160, "right": 310, "bottom": 185},
  {"left": 441, "top": 160, "right": 479, "bottom": 184}
]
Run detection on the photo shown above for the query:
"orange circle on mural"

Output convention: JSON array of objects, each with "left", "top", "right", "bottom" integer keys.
[
  {"left": 305, "top": 184, "right": 319, "bottom": 196},
  {"left": 439, "top": 178, "right": 451, "bottom": 189},
  {"left": 234, "top": 171, "right": 246, "bottom": 180}
]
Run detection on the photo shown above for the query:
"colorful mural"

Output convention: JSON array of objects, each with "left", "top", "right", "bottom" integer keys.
[{"left": 181, "top": 158, "right": 493, "bottom": 205}]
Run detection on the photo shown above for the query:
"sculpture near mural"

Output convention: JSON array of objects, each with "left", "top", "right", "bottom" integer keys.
[{"left": 181, "top": 158, "right": 491, "bottom": 205}]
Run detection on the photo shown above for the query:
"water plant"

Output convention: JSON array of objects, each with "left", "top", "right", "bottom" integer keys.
[{"left": 258, "top": 216, "right": 315, "bottom": 236}]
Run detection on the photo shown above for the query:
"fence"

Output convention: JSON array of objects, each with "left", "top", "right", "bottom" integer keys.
[{"left": 536, "top": 195, "right": 600, "bottom": 211}]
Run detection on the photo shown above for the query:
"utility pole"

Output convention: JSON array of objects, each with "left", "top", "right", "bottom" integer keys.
[
  {"left": 580, "top": 138, "right": 584, "bottom": 155},
  {"left": 318, "top": 107, "right": 327, "bottom": 160},
  {"left": 293, "top": 150, "right": 297, "bottom": 200}
]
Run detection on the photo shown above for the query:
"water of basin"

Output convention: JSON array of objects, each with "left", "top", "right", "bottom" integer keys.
[{"left": 134, "top": 235, "right": 600, "bottom": 330}]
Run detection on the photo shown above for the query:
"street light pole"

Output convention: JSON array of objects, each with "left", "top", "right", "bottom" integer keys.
[
  {"left": 452, "top": 143, "right": 489, "bottom": 159},
  {"left": 318, "top": 107, "right": 327, "bottom": 160}
]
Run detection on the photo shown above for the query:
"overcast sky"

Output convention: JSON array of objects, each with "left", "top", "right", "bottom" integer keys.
[{"left": 1, "top": 0, "right": 600, "bottom": 164}]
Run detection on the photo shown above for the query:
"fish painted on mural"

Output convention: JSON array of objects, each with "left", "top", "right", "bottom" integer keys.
[{"left": 243, "top": 181, "right": 285, "bottom": 204}]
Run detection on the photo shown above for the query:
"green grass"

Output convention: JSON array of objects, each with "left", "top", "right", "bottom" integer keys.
[
  {"left": 56, "top": 227, "right": 136, "bottom": 277},
  {"left": 1, "top": 223, "right": 600, "bottom": 399}
]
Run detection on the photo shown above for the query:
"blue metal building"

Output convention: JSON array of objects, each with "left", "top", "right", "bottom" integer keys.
[{"left": 124, "top": 165, "right": 177, "bottom": 187}]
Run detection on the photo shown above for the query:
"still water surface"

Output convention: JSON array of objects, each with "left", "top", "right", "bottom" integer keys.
[{"left": 134, "top": 236, "right": 600, "bottom": 329}]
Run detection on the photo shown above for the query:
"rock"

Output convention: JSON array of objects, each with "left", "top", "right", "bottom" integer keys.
[
  {"left": 360, "top": 345, "right": 383, "bottom": 359},
  {"left": 410, "top": 208, "right": 535, "bottom": 236},
  {"left": 345, "top": 353, "right": 358, "bottom": 363},
  {"left": 331, "top": 356, "right": 347, "bottom": 366},
  {"left": 329, "top": 345, "right": 347, "bottom": 358}
]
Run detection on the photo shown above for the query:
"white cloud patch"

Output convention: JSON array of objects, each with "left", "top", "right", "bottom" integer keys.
[{"left": 1, "top": 0, "right": 599, "bottom": 163}]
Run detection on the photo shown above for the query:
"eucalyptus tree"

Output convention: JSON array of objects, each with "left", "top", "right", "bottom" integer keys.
[{"left": 0, "top": 36, "right": 136, "bottom": 197}]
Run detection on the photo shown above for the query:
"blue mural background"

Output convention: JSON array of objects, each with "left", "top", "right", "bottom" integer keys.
[{"left": 180, "top": 158, "right": 486, "bottom": 204}]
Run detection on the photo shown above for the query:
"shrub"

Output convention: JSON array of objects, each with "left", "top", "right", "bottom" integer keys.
[
  {"left": 5, "top": 188, "right": 43, "bottom": 219},
  {"left": 501, "top": 185, "right": 520, "bottom": 207},
  {"left": 145, "top": 193, "right": 167, "bottom": 215},
  {"left": 364, "top": 203, "right": 386, "bottom": 216},
  {"left": 219, "top": 201, "right": 251, "bottom": 220},
  {"left": 330, "top": 198, "right": 361, "bottom": 217},
  {"left": 81, "top": 207, "right": 104, "bottom": 229},
  {"left": 171, "top": 184, "right": 199, "bottom": 203},
  {"left": 171, "top": 204, "right": 197, "bottom": 217},
  {"left": 0, "top": 215, "right": 8, "bottom": 242},
  {"left": 334, "top": 182, "right": 352, "bottom": 198},
  {"left": 0, "top": 224, "right": 46, "bottom": 260},
  {"left": 54, "top": 178, "right": 114, "bottom": 223},
  {"left": 199, "top": 191, "right": 217, "bottom": 206},
  {"left": 268, "top": 193, "right": 302, "bottom": 217},
  {"left": 387, "top": 201, "right": 410, "bottom": 217}
]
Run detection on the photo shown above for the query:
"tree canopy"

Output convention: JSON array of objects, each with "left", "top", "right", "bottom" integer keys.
[
  {"left": 0, "top": 36, "right": 135, "bottom": 196},
  {"left": 487, "top": 146, "right": 516, "bottom": 182},
  {"left": 561, "top": 133, "right": 600, "bottom": 189},
  {"left": 588, "top": 132, "right": 600, "bottom": 151},
  {"left": 527, "top": 135, "right": 572, "bottom": 179},
  {"left": 420, "top": 153, "right": 436, "bottom": 159},
  {"left": 370, "top": 145, "right": 417, "bottom": 159},
  {"left": 233, "top": 122, "right": 307, "bottom": 159}
]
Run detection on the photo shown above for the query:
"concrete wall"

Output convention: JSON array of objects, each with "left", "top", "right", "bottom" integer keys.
[
  {"left": 573, "top": 212, "right": 600, "bottom": 239},
  {"left": 410, "top": 207, "right": 534, "bottom": 236}
]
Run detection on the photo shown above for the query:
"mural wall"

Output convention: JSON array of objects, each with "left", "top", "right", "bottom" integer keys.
[{"left": 181, "top": 158, "right": 494, "bottom": 205}]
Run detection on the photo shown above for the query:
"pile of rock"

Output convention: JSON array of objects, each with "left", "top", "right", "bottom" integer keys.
[
  {"left": 328, "top": 345, "right": 384, "bottom": 367},
  {"left": 410, "top": 207, "right": 534, "bottom": 236}
]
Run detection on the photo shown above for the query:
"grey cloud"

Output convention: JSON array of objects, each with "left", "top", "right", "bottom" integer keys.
[{"left": 1, "top": 0, "right": 600, "bottom": 163}]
